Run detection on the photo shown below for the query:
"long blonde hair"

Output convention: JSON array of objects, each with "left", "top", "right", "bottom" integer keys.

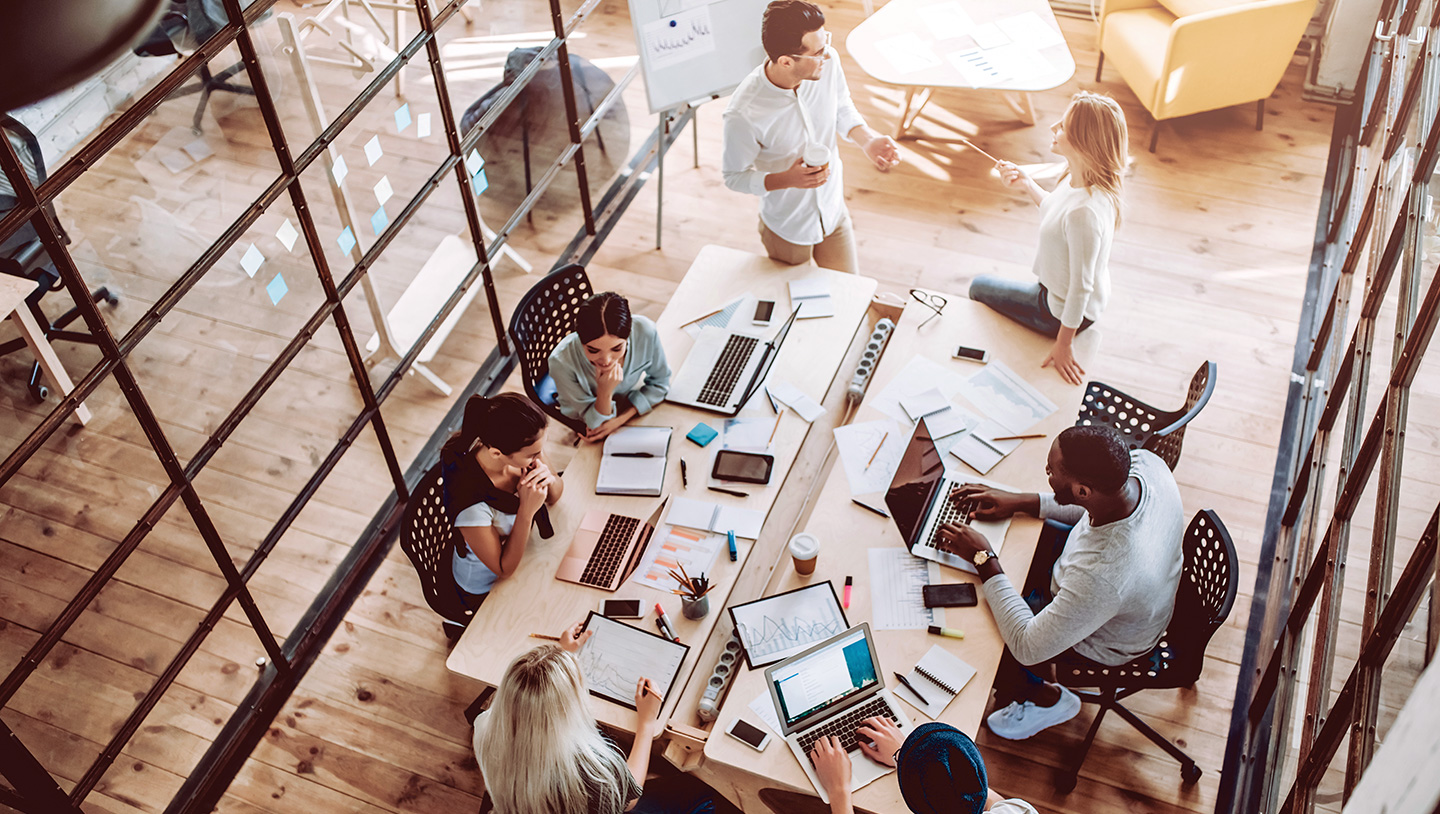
[
  {"left": 1060, "top": 91, "right": 1128, "bottom": 226},
  {"left": 476, "top": 645, "right": 634, "bottom": 814}
]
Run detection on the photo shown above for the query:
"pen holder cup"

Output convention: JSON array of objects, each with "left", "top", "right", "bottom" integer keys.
[{"left": 681, "top": 595, "right": 710, "bottom": 620}]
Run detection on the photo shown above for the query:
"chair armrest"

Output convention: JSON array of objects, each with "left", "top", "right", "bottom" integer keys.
[{"left": 1099, "top": 0, "right": 1164, "bottom": 41}]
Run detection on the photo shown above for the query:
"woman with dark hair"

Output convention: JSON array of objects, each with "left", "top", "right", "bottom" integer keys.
[
  {"left": 548, "top": 291, "right": 671, "bottom": 443},
  {"left": 439, "top": 392, "right": 563, "bottom": 628}
]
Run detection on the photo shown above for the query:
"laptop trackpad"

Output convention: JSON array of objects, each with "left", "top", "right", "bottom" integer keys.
[
  {"left": 578, "top": 511, "right": 609, "bottom": 533},
  {"left": 849, "top": 749, "right": 893, "bottom": 793}
]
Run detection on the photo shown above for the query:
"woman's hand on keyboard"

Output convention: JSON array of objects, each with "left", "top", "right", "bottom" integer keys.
[
  {"left": 811, "top": 736, "right": 851, "bottom": 798},
  {"left": 856, "top": 717, "right": 904, "bottom": 767}
]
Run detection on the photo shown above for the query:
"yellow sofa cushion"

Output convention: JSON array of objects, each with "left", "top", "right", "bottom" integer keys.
[
  {"left": 1101, "top": 7, "right": 1176, "bottom": 110},
  {"left": 1156, "top": 0, "right": 1249, "bottom": 18}
]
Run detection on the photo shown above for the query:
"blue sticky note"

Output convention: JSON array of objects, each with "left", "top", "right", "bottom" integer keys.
[
  {"left": 370, "top": 205, "right": 388, "bottom": 236},
  {"left": 266, "top": 273, "right": 288, "bottom": 305},
  {"left": 394, "top": 103, "right": 412, "bottom": 133},
  {"left": 686, "top": 423, "right": 719, "bottom": 447},
  {"left": 337, "top": 226, "right": 356, "bottom": 255},
  {"left": 473, "top": 167, "right": 488, "bottom": 196}
]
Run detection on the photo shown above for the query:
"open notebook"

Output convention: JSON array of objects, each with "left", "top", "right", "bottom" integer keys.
[
  {"left": 596, "top": 426, "right": 672, "bottom": 496},
  {"left": 665, "top": 496, "right": 764, "bottom": 539},
  {"left": 892, "top": 645, "right": 977, "bottom": 718}
]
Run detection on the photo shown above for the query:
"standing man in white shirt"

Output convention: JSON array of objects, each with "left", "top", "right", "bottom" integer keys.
[{"left": 722, "top": 0, "right": 901, "bottom": 274}]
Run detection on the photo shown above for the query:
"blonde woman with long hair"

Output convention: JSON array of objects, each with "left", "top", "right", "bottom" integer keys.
[
  {"left": 967, "top": 92, "right": 1128, "bottom": 385},
  {"left": 473, "top": 623, "right": 715, "bottom": 814}
]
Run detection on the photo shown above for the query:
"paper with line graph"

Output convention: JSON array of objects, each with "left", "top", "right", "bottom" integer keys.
[
  {"left": 730, "top": 582, "right": 848, "bottom": 668},
  {"left": 869, "top": 548, "right": 941, "bottom": 630},
  {"left": 577, "top": 613, "right": 689, "bottom": 709},
  {"left": 642, "top": 5, "right": 716, "bottom": 70}
]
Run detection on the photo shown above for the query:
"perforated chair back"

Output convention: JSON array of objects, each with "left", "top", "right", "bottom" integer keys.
[
  {"left": 508, "top": 263, "right": 593, "bottom": 433},
  {"left": 1075, "top": 361, "right": 1217, "bottom": 470},
  {"left": 396, "top": 462, "right": 474, "bottom": 627}
]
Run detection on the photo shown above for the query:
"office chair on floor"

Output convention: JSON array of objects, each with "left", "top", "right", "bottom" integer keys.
[
  {"left": 508, "top": 263, "right": 594, "bottom": 435},
  {"left": 1075, "top": 360, "right": 1217, "bottom": 470},
  {"left": 397, "top": 462, "right": 476, "bottom": 640},
  {"left": 1053, "top": 509, "right": 1239, "bottom": 792},
  {"left": 1, "top": 115, "right": 118, "bottom": 404},
  {"left": 134, "top": 0, "right": 256, "bottom": 134}
]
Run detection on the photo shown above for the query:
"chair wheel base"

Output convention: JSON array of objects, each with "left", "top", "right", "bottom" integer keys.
[
  {"left": 29, "top": 382, "right": 49, "bottom": 403},
  {"left": 1182, "top": 763, "right": 1202, "bottom": 785}
]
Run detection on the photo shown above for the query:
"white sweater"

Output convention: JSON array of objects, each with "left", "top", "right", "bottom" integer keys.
[{"left": 1031, "top": 182, "right": 1116, "bottom": 329}]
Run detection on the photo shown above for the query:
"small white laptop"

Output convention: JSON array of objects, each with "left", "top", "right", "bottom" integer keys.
[
  {"left": 884, "top": 418, "right": 1011, "bottom": 573},
  {"left": 667, "top": 307, "right": 799, "bottom": 415},
  {"left": 764, "top": 624, "right": 912, "bottom": 803}
]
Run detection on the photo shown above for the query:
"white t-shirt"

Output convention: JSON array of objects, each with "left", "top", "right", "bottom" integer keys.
[
  {"left": 1031, "top": 182, "right": 1116, "bottom": 329},
  {"left": 452, "top": 502, "right": 516, "bottom": 595}
]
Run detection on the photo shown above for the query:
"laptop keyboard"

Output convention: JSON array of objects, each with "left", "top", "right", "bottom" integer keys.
[
  {"left": 919, "top": 493, "right": 978, "bottom": 551},
  {"left": 796, "top": 697, "right": 900, "bottom": 762},
  {"left": 578, "top": 514, "right": 641, "bottom": 587},
  {"left": 696, "top": 335, "right": 759, "bottom": 406}
]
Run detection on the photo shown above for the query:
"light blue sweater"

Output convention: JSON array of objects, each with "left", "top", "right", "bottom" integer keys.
[{"left": 548, "top": 315, "right": 671, "bottom": 429}]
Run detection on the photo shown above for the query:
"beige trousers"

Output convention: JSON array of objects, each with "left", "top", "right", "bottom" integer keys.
[{"left": 758, "top": 211, "right": 859, "bottom": 274}]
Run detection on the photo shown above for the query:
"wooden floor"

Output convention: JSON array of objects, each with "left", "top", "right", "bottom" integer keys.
[{"left": 2, "top": 0, "right": 1432, "bottom": 812}]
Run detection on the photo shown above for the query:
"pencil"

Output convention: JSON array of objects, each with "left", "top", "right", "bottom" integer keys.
[
  {"left": 990, "top": 433, "right": 1046, "bottom": 441},
  {"left": 865, "top": 431, "right": 889, "bottom": 469},
  {"left": 641, "top": 683, "right": 665, "bottom": 703},
  {"left": 681, "top": 305, "right": 725, "bottom": 328},
  {"left": 959, "top": 136, "right": 999, "bottom": 163},
  {"left": 529, "top": 633, "right": 560, "bottom": 641},
  {"left": 768, "top": 408, "right": 784, "bottom": 446}
]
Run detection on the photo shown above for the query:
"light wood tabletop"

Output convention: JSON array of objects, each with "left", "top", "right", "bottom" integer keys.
[
  {"left": 696, "top": 294, "right": 1099, "bottom": 811},
  {"left": 446, "top": 245, "right": 877, "bottom": 732}
]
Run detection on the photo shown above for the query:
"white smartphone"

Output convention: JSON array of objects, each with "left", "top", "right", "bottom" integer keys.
[
  {"left": 725, "top": 717, "right": 771, "bottom": 751},
  {"left": 753, "top": 300, "right": 776, "bottom": 326},
  {"left": 952, "top": 345, "right": 990, "bottom": 363}
]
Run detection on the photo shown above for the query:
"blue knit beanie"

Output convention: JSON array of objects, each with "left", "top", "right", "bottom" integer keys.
[{"left": 895, "top": 723, "right": 988, "bottom": 814}]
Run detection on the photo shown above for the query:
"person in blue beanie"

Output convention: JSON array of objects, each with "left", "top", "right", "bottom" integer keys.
[{"left": 811, "top": 720, "right": 1037, "bottom": 814}]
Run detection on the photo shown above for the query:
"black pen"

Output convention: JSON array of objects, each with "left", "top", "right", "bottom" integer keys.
[
  {"left": 612, "top": 452, "right": 654, "bottom": 458},
  {"left": 709, "top": 486, "right": 748, "bottom": 498},
  {"left": 894, "top": 671, "right": 930, "bottom": 705},
  {"left": 851, "top": 499, "right": 888, "bottom": 518},
  {"left": 681, "top": 459, "right": 689, "bottom": 487}
]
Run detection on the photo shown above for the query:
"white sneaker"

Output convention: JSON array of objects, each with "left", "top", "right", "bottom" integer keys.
[{"left": 985, "top": 685, "right": 1082, "bottom": 740}]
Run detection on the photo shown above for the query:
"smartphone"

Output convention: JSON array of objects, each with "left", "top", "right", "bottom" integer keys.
[
  {"left": 953, "top": 345, "right": 990, "bottom": 363},
  {"left": 922, "top": 583, "right": 978, "bottom": 608},
  {"left": 753, "top": 300, "right": 776, "bottom": 325},
  {"left": 600, "top": 599, "right": 642, "bottom": 619},
  {"left": 711, "top": 449, "right": 775, "bottom": 484},
  {"left": 725, "top": 718, "right": 772, "bottom": 751}
]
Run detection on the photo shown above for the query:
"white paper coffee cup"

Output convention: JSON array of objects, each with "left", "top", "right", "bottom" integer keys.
[
  {"left": 789, "top": 533, "right": 820, "bottom": 575},
  {"left": 802, "top": 143, "right": 830, "bottom": 170}
]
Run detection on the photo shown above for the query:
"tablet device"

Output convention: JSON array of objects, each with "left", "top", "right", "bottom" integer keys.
[
  {"left": 576, "top": 611, "right": 690, "bottom": 710},
  {"left": 711, "top": 449, "right": 774, "bottom": 484}
]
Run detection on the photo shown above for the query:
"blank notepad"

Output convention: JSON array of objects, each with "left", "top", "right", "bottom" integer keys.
[{"left": 893, "top": 645, "right": 977, "bottom": 718}]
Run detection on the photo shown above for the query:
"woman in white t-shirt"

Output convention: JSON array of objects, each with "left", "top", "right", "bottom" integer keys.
[{"left": 968, "top": 92, "right": 1128, "bottom": 385}]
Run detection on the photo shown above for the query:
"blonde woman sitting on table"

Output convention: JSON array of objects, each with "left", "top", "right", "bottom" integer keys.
[
  {"left": 473, "top": 623, "right": 714, "bottom": 814},
  {"left": 549, "top": 291, "right": 671, "bottom": 443},
  {"left": 967, "top": 91, "right": 1128, "bottom": 385},
  {"left": 439, "top": 393, "right": 563, "bottom": 638}
]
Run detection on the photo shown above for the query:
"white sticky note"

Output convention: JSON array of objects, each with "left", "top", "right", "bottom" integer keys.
[
  {"left": 417, "top": 112, "right": 431, "bottom": 138},
  {"left": 158, "top": 150, "right": 193, "bottom": 175},
  {"left": 373, "top": 176, "right": 393, "bottom": 206},
  {"left": 183, "top": 138, "right": 214, "bottom": 163},
  {"left": 240, "top": 243, "right": 264, "bottom": 278},
  {"left": 276, "top": 218, "right": 299, "bottom": 252},
  {"left": 465, "top": 149, "right": 485, "bottom": 177},
  {"left": 393, "top": 103, "right": 412, "bottom": 133},
  {"left": 364, "top": 135, "right": 383, "bottom": 166},
  {"left": 331, "top": 154, "right": 349, "bottom": 185}
]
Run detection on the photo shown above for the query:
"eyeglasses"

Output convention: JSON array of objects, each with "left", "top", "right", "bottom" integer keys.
[
  {"left": 790, "top": 31, "right": 832, "bottom": 60},
  {"left": 909, "top": 289, "right": 947, "bottom": 327}
]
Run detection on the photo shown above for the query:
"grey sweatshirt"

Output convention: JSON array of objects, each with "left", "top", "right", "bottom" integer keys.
[{"left": 981, "top": 450, "right": 1185, "bottom": 666}]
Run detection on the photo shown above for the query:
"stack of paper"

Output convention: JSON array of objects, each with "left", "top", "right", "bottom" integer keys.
[
  {"left": 596, "top": 426, "right": 671, "bottom": 496},
  {"left": 789, "top": 277, "right": 835, "bottom": 319}
]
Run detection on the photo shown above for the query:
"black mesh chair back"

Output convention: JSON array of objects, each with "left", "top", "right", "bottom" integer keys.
[
  {"left": 508, "top": 263, "right": 593, "bottom": 433},
  {"left": 396, "top": 462, "right": 474, "bottom": 628},
  {"left": 1075, "top": 360, "right": 1217, "bottom": 470}
]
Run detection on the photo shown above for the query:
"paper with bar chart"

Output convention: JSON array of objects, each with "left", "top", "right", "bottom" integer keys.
[
  {"left": 630, "top": 524, "right": 726, "bottom": 592},
  {"left": 578, "top": 612, "right": 689, "bottom": 709},
  {"left": 729, "top": 582, "right": 848, "bottom": 668}
]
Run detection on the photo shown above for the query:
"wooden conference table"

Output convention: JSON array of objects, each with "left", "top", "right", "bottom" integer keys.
[
  {"left": 846, "top": 0, "right": 1075, "bottom": 135},
  {"left": 697, "top": 296, "right": 1097, "bottom": 812},
  {"left": 446, "top": 245, "right": 877, "bottom": 732}
]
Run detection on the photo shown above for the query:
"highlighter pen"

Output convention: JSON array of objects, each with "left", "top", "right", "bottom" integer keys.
[
  {"left": 655, "top": 603, "right": 680, "bottom": 642},
  {"left": 927, "top": 625, "right": 965, "bottom": 640},
  {"left": 681, "top": 459, "right": 689, "bottom": 488},
  {"left": 727, "top": 530, "right": 738, "bottom": 562},
  {"left": 843, "top": 576, "right": 853, "bottom": 608}
]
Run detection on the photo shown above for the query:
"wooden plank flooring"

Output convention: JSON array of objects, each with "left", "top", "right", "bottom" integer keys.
[{"left": 3, "top": 0, "right": 1432, "bottom": 812}]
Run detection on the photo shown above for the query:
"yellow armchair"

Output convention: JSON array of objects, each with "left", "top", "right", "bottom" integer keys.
[{"left": 1097, "top": 0, "right": 1317, "bottom": 150}]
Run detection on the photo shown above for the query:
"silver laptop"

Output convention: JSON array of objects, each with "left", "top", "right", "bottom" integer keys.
[
  {"left": 667, "top": 307, "right": 799, "bottom": 415},
  {"left": 884, "top": 418, "right": 1011, "bottom": 573},
  {"left": 764, "top": 624, "right": 911, "bottom": 803}
]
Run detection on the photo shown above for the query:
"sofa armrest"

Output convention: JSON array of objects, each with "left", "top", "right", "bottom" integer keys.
[{"left": 1099, "top": 0, "right": 1165, "bottom": 41}]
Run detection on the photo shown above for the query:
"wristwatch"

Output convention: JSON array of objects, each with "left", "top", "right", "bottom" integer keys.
[{"left": 973, "top": 549, "right": 996, "bottom": 567}]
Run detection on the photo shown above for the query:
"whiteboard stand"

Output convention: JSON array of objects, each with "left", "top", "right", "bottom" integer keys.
[{"left": 654, "top": 102, "right": 709, "bottom": 250}]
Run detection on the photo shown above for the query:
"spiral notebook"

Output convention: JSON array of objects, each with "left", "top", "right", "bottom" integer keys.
[{"left": 893, "top": 645, "right": 977, "bottom": 718}]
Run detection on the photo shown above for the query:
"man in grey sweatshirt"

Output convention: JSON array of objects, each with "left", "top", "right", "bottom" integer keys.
[{"left": 936, "top": 425, "right": 1184, "bottom": 740}]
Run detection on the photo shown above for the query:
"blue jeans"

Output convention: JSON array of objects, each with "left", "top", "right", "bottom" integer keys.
[{"left": 968, "top": 276, "right": 1093, "bottom": 338}]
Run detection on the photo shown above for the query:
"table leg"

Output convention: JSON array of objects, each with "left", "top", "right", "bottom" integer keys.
[
  {"left": 10, "top": 307, "right": 91, "bottom": 425},
  {"left": 1002, "top": 91, "right": 1037, "bottom": 126},
  {"left": 894, "top": 87, "right": 916, "bottom": 139}
]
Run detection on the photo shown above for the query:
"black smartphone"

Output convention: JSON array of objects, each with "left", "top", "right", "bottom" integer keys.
[
  {"left": 600, "top": 599, "right": 642, "bottom": 619},
  {"left": 753, "top": 300, "right": 776, "bottom": 325},
  {"left": 725, "top": 718, "right": 771, "bottom": 751},
  {"left": 711, "top": 449, "right": 775, "bottom": 484},
  {"left": 952, "top": 345, "right": 990, "bottom": 363},
  {"left": 922, "top": 583, "right": 978, "bottom": 608}
]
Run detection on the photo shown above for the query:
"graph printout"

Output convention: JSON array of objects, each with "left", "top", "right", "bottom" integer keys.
[
  {"left": 641, "top": 5, "right": 716, "bottom": 70},
  {"left": 631, "top": 524, "right": 726, "bottom": 592},
  {"left": 730, "top": 582, "right": 848, "bottom": 668},
  {"left": 577, "top": 612, "right": 689, "bottom": 710}
]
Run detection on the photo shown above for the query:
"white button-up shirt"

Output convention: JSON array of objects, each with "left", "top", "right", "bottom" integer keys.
[{"left": 721, "top": 50, "right": 867, "bottom": 246}]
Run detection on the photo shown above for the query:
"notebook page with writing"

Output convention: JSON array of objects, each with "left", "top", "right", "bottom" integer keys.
[{"left": 893, "top": 645, "right": 977, "bottom": 718}]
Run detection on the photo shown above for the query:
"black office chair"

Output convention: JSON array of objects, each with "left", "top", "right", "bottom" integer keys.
[
  {"left": 0, "top": 115, "right": 118, "bottom": 404},
  {"left": 134, "top": 0, "right": 256, "bottom": 135},
  {"left": 1053, "top": 509, "right": 1239, "bottom": 792},
  {"left": 507, "top": 263, "right": 594, "bottom": 435},
  {"left": 396, "top": 462, "right": 476, "bottom": 639},
  {"left": 1075, "top": 360, "right": 1217, "bottom": 470}
]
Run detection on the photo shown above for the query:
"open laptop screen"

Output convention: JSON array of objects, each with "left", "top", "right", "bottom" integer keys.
[
  {"left": 770, "top": 627, "right": 878, "bottom": 728},
  {"left": 884, "top": 418, "right": 945, "bottom": 547}
]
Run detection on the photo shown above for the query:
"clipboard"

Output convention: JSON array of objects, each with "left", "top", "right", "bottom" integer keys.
[
  {"left": 728, "top": 581, "right": 849, "bottom": 669},
  {"left": 576, "top": 612, "right": 690, "bottom": 710}
]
